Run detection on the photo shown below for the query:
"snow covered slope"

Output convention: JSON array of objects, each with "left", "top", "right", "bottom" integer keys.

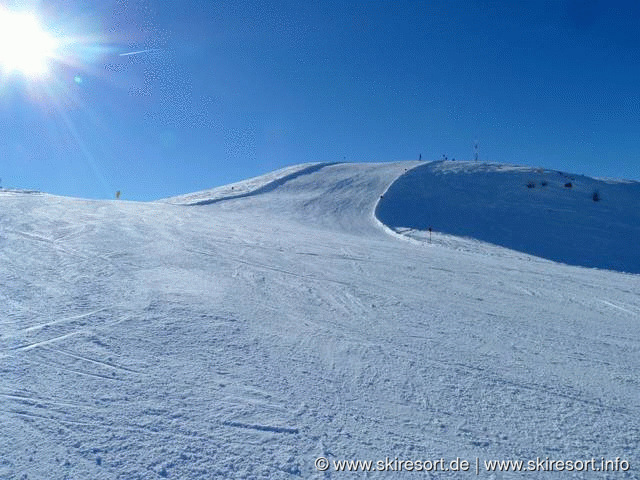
[
  {"left": 163, "top": 163, "right": 333, "bottom": 206},
  {"left": 1, "top": 162, "right": 639, "bottom": 479},
  {"left": 376, "top": 160, "right": 640, "bottom": 273}
]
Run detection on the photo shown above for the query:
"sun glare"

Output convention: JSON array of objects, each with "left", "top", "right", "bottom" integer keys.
[{"left": 0, "top": 8, "right": 58, "bottom": 77}]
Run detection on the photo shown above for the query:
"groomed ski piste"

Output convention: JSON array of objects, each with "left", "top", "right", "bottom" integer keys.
[{"left": 1, "top": 161, "right": 639, "bottom": 479}]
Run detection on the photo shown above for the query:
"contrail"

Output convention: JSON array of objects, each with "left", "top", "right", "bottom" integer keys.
[{"left": 119, "top": 49, "right": 159, "bottom": 57}]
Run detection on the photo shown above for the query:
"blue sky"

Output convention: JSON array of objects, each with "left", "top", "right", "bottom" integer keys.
[{"left": 1, "top": 0, "right": 638, "bottom": 200}]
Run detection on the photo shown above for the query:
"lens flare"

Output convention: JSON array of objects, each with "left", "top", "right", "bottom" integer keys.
[{"left": 0, "top": 8, "right": 59, "bottom": 77}]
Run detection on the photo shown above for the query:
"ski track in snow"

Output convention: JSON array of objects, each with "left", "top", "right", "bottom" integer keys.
[{"left": 1, "top": 161, "right": 639, "bottom": 479}]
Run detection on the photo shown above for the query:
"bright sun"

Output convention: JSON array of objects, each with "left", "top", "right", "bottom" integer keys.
[{"left": 0, "top": 8, "right": 58, "bottom": 78}]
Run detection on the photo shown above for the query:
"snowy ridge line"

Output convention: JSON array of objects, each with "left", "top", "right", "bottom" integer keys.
[
  {"left": 372, "top": 161, "right": 431, "bottom": 246},
  {"left": 0, "top": 188, "right": 43, "bottom": 195},
  {"left": 165, "top": 162, "right": 337, "bottom": 205},
  {"left": 187, "top": 163, "right": 335, "bottom": 206}
]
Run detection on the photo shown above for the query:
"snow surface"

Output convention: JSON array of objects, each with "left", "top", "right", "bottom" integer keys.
[
  {"left": 376, "top": 161, "right": 640, "bottom": 274},
  {"left": 1, "top": 161, "right": 639, "bottom": 479}
]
